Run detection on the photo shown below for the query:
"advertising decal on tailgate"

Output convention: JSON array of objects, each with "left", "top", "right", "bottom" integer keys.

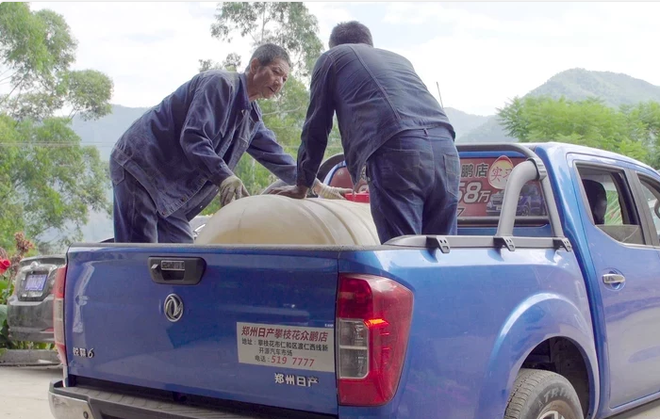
[{"left": 237, "top": 322, "right": 335, "bottom": 373}]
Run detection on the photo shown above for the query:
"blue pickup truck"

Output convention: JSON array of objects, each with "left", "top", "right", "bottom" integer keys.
[{"left": 48, "top": 142, "right": 660, "bottom": 419}]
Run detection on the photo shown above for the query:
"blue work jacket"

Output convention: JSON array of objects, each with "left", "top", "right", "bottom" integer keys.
[
  {"left": 111, "top": 70, "right": 297, "bottom": 219},
  {"left": 296, "top": 44, "right": 455, "bottom": 187}
]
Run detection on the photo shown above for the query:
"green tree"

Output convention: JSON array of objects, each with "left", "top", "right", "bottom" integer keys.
[
  {"left": 0, "top": 3, "right": 114, "bottom": 252},
  {"left": 497, "top": 95, "right": 660, "bottom": 166},
  {"left": 209, "top": 2, "right": 323, "bottom": 78},
  {"left": 0, "top": 5, "right": 75, "bottom": 109},
  {"left": 621, "top": 101, "right": 660, "bottom": 166}
]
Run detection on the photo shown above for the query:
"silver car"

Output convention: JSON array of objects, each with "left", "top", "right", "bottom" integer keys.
[{"left": 6, "top": 254, "right": 64, "bottom": 343}]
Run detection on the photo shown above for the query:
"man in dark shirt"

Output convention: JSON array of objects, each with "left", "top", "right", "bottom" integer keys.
[
  {"left": 268, "top": 22, "right": 460, "bottom": 244},
  {"left": 110, "top": 43, "right": 347, "bottom": 243}
]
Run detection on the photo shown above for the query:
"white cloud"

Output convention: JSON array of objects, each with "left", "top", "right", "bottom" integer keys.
[
  {"left": 23, "top": 2, "right": 660, "bottom": 117},
  {"left": 31, "top": 1, "right": 253, "bottom": 108},
  {"left": 384, "top": 2, "right": 660, "bottom": 115},
  {"left": 27, "top": 1, "right": 355, "bottom": 109},
  {"left": 305, "top": 2, "right": 355, "bottom": 50},
  {"left": 385, "top": 2, "right": 501, "bottom": 30}
]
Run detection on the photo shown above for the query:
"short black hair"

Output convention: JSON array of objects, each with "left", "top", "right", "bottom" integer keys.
[
  {"left": 246, "top": 43, "right": 292, "bottom": 73},
  {"left": 329, "top": 21, "right": 373, "bottom": 48}
]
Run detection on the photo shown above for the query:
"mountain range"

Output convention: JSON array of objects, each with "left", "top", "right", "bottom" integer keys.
[
  {"left": 71, "top": 68, "right": 660, "bottom": 242},
  {"left": 452, "top": 68, "right": 660, "bottom": 144}
]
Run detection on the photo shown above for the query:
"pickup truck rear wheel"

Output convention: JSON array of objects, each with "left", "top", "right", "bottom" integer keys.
[{"left": 504, "top": 368, "right": 583, "bottom": 419}]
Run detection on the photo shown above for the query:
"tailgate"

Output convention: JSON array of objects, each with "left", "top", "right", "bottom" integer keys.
[{"left": 63, "top": 245, "right": 339, "bottom": 414}]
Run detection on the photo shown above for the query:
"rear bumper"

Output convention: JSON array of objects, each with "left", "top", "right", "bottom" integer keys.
[
  {"left": 7, "top": 294, "right": 54, "bottom": 343},
  {"left": 48, "top": 380, "right": 321, "bottom": 419},
  {"left": 49, "top": 381, "right": 95, "bottom": 419},
  {"left": 8, "top": 326, "right": 53, "bottom": 343}
]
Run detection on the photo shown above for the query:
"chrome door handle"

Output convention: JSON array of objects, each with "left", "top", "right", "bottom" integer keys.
[{"left": 603, "top": 274, "right": 625, "bottom": 285}]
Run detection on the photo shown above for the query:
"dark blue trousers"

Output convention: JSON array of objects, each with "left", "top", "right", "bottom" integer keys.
[
  {"left": 110, "top": 158, "right": 193, "bottom": 243},
  {"left": 366, "top": 126, "right": 460, "bottom": 244}
]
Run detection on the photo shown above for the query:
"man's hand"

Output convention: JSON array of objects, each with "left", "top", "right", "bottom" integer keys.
[
  {"left": 267, "top": 179, "right": 352, "bottom": 200},
  {"left": 312, "top": 179, "right": 352, "bottom": 200},
  {"left": 267, "top": 184, "right": 309, "bottom": 199},
  {"left": 219, "top": 175, "right": 249, "bottom": 206}
]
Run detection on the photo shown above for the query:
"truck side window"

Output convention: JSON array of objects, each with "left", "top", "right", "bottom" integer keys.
[
  {"left": 638, "top": 178, "right": 660, "bottom": 240},
  {"left": 578, "top": 167, "right": 645, "bottom": 246}
]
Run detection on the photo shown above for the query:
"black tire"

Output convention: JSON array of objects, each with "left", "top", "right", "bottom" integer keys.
[{"left": 504, "top": 368, "right": 584, "bottom": 419}]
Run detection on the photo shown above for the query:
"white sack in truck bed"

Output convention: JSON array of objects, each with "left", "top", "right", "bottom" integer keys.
[{"left": 194, "top": 195, "right": 380, "bottom": 245}]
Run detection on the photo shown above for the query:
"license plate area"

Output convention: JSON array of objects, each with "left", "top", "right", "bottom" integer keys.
[
  {"left": 19, "top": 271, "right": 50, "bottom": 300},
  {"left": 25, "top": 273, "right": 48, "bottom": 291}
]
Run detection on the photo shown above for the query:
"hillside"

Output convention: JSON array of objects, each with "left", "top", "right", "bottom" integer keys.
[
  {"left": 528, "top": 68, "right": 660, "bottom": 108},
  {"left": 460, "top": 68, "right": 660, "bottom": 143},
  {"left": 76, "top": 105, "right": 494, "bottom": 156},
  {"left": 72, "top": 104, "right": 150, "bottom": 161},
  {"left": 457, "top": 116, "right": 514, "bottom": 144},
  {"left": 443, "top": 107, "right": 490, "bottom": 141},
  {"left": 71, "top": 105, "right": 149, "bottom": 242}
]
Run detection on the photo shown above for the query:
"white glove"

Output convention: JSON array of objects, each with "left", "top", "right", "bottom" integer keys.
[
  {"left": 313, "top": 179, "right": 353, "bottom": 200},
  {"left": 220, "top": 175, "right": 249, "bottom": 206}
]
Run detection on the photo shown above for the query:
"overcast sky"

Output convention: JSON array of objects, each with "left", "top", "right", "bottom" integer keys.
[{"left": 31, "top": 1, "right": 660, "bottom": 116}]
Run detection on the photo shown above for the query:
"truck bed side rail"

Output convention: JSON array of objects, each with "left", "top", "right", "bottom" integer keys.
[{"left": 387, "top": 143, "right": 571, "bottom": 253}]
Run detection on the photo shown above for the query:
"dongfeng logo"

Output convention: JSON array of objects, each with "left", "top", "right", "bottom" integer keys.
[{"left": 164, "top": 294, "right": 184, "bottom": 322}]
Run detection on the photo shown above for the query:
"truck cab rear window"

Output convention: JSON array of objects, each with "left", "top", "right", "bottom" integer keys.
[
  {"left": 324, "top": 154, "right": 549, "bottom": 220},
  {"left": 457, "top": 156, "right": 547, "bottom": 218}
]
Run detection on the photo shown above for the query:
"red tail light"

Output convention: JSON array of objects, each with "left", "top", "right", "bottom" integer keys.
[
  {"left": 53, "top": 265, "right": 67, "bottom": 365},
  {"left": 336, "top": 274, "right": 414, "bottom": 406}
]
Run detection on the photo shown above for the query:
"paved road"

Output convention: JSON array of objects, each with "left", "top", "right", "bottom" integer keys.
[
  {"left": 1, "top": 366, "right": 61, "bottom": 419},
  {"left": 4, "top": 366, "right": 660, "bottom": 419}
]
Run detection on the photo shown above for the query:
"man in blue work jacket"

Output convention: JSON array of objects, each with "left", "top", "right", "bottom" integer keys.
[
  {"left": 269, "top": 22, "right": 460, "bottom": 244},
  {"left": 110, "top": 43, "right": 348, "bottom": 243}
]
